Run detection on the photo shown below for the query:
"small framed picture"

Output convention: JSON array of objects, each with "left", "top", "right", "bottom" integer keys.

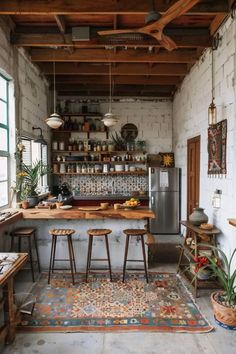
[{"left": 159, "top": 152, "right": 175, "bottom": 167}]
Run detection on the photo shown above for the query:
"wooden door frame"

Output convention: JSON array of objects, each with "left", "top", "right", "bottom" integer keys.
[{"left": 187, "top": 136, "right": 200, "bottom": 218}]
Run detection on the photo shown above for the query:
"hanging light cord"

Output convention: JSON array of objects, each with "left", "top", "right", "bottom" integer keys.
[
  {"left": 53, "top": 61, "right": 56, "bottom": 112},
  {"left": 109, "top": 63, "right": 112, "bottom": 113},
  {"left": 211, "top": 48, "right": 214, "bottom": 102}
]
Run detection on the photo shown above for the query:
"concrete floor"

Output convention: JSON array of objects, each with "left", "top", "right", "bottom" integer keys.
[{"left": 2, "top": 260, "right": 236, "bottom": 354}]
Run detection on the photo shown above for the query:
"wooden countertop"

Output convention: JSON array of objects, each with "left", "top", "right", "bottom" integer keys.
[
  {"left": 22, "top": 206, "right": 155, "bottom": 220},
  {"left": 228, "top": 219, "right": 236, "bottom": 227}
]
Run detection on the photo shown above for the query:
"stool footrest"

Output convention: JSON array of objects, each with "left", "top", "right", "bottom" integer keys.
[
  {"left": 125, "top": 268, "right": 149, "bottom": 271},
  {"left": 88, "top": 267, "right": 112, "bottom": 271},
  {"left": 52, "top": 259, "right": 72, "bottom": 262},
  {"left": 126, "top": 259, "right": 145, "bottom": 262},
  {"left": 90, "top": 258, "right": 109, "bottom": 262}
]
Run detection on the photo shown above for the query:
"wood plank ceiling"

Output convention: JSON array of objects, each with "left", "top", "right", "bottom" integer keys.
[{"left": 0, "top": 0, "right": 232, "bottom": 98}]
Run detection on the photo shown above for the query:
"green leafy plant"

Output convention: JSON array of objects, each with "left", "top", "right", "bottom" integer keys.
[
  {"left": 198, "top": 244, "right": 236, "bottom": 306},
  {"left": 19, "top": 160, "right": 50, "bottom": 198},
  {"left": 110, "top": 132, "right": 126, "bottom": 151}
]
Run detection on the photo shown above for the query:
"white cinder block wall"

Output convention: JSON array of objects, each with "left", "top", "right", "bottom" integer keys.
[
  {"left": 173, "top": 15, "right": 236, "bottom": 264},
  {"left": 100, "top": 100, "right": 173, "bottom": 153},
  {"left": 0, "top": 18, "right": 49, "bottom": 245},
  {"left": 0, "top": 17, "right": 50, "bottom": 145}
]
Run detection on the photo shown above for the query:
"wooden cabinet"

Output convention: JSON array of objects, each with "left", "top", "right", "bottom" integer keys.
[{"left": 177, "top": 221, "right": 221, "bottom": 298}]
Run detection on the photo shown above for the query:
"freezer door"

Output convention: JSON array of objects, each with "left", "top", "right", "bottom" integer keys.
[
  {"left": 149, "top": 191, "right": 180, "bottom": 234},
  {"left": 148, "top": 167, "right": 180, "bottom": 192}
]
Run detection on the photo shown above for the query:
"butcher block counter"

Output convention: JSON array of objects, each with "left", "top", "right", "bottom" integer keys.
[
  {"left": 21, "top": 207, "right": 155, "bottom": 220},
  {"left": 10, "top": 207, "right": 155, "bottom": 271}
]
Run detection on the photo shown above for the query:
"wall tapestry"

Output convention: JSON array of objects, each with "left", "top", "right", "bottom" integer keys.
[{"left": 208, "top": 119, "right": 227, "bottom": 175}]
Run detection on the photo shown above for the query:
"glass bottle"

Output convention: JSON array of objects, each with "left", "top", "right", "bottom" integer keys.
[
  {"left": 102, "top": 141, "right": 107, "bottom": 151},
  {"left": 96, "top": 141, "right": 101, "bottom": 152},
  {"left": 73, "top": 140, "right": 78, "bottom": 151},
  {"left": 78, "top": 140, "right": 83, "bottom": 151}
]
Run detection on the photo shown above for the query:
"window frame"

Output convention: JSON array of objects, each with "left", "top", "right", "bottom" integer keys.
[
  {"left": 21, "top": 137, "right": 48, "bottom": 192},
  {"left": 0, "top": 73, "right": 10, "bottom": 208}
]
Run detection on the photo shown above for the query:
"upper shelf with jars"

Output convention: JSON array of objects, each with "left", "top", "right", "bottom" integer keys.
[{"left": 52, "top": 113, "right": 109, "bottom": 139}]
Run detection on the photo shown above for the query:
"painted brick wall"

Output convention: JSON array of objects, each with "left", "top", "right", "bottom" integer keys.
[{"left": 173, "top": 16, "right": 236, "bottom": 260}]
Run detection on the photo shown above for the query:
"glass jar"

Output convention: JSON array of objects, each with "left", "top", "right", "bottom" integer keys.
[
  {"left": 52, "top": 141, "right": 58, "bottom": 150},
  {"left": 59, "top": 141, "right": 65, "bottom": 151},
  {"left": 53, "top": 163, "right": 59, "bottom": 173},
  {"left": 108, "top": 141, "right": 115, "bottom": 152},
  {"left": 76, "top": 163, "right": 81, "bottom": 173},
  {"left": 82, "top": 164, "right": 87, "bottom": 173}
]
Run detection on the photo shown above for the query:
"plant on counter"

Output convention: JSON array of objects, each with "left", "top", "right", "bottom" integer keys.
[
  {"left": 197, "top": 243, "right": 236, "bottom": 329},
  {"left": 17, "top": 160, "right": 50, "bottom": 207}
]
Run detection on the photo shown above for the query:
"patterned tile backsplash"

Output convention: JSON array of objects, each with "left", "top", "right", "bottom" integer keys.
[{"left": 56, "top": 175, "right": 148, "bottom": 195}]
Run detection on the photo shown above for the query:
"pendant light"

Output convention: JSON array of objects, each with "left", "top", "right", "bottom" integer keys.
[
  {"left": 102, "top": 63, "right": 118, "bottom": 127},
  {"left": 45, "top": 62, "right": 63, "bottom": 129},
  {"left": 208, "top": 47, "right": 217, "bottom": 127}
]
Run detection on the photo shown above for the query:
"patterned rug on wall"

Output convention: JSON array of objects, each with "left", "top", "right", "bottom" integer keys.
[{"left": 18, "top": 272, "right": 213, "bottom": 333}]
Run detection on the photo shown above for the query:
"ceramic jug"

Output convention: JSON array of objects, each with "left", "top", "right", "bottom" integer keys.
[{"left": 189, "top": 207, "right": 208, "bottom": 226}]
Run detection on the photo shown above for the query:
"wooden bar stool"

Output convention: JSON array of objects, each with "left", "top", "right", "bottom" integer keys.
[
  {"left": 86, "top": 229, "right": 112, "bottom": 282},
  {"left": 122, "top": 229, "right": 149, "bottom": 283},
  {"left": 48, "top": 229, "right": 76, "bottom": 285},
  {"left": 10, "top": 227, "right": 41, "bottom": 282}
]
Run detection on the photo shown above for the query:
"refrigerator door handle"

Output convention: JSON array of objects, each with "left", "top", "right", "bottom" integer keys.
[{"left": 151, "top": 196, "right": 154, "bottom": 205}]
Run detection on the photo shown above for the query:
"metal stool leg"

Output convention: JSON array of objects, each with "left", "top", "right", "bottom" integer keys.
[
  {"left": 69, "top": 235, "right": 77, "bottom": 273},
  {"left": 86, "top": 235, "right": 93, "bottom": 282},
  {"left": 104, "top": 234, "right": 112, "bottom": 282},
  {"left": 123, "top": 234, "right": 130, "bottom": 282},
  {"left": 33, "top": 231, "right": 41, "bottom": 273},
  {"left": 18, "top": 236, "right": 21, "bottom": 253},
  {"left": 27, "top": 236, "right": 35, "bottom": 282},
  {"left": 141, "top": 235, "right": 149, "bottom": 283},
  {"left": 52, "top": 235, "right": 57, "bottom": 273},
  {"left": 10, "top": 236, "right": 14, "bottom": 251},
  {"left": 48, "top": 234, "right": 56, "bottom": 284},
  {"left": 67, "top": 235, "right": 75, "bottom": 285}
]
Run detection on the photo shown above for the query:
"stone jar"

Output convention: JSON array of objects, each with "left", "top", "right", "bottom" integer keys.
[{"left": 189, "top": 207, "right": 208, "bottom": 226}]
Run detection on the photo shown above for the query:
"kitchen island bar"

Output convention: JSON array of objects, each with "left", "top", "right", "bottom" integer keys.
[{"left": 5, "top": 207, "right": 155, "bottom": 271}]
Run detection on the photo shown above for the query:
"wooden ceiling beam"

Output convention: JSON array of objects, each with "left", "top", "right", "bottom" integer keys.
[
  {"left": 50, "top": 75, "right": 181, "bottom": 85},
  {"left": 55, "top": 83, "right": 175, "bottom": 92},
  {"left": 0, "top": 0, "right": 229, "bottom": 15},
  {"left": 210, "top": 14, "right": 227, "bottom": 35},
  {"left": 11, "top": 33, "right": 211, "bottom": 48},
  {"left": 39, "top": 62, "right": 188, "bottom": 76},
  {"left": 55, "top": 15, "right": 66, "bottom": 34},
  {"left": 57, "top": 90, "right": 173, "bottom": 97},
  {"left": 31, "top": 48, "right": 197, "bottom": 63}
]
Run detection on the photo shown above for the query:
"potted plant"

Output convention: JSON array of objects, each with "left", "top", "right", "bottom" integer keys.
[
  {"left": 198, "top": 244, "right": 236, "bottom": 329},
  {"left": 19, "top": 160, "right": 49, "bottom": 207}
]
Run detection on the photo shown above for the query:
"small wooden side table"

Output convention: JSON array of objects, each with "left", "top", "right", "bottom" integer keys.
[
  {"left": 0, "top": 253, "right": 28, "bottom": 344},
  {"left": 177, "top": 221, "right": 221, "bottom": 298}
]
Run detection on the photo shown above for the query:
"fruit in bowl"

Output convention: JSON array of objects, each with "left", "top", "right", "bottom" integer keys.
[{"left": 123, "top": 198, "right": 140, "bottom": 209}]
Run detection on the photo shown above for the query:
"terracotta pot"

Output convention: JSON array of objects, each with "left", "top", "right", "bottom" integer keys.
[
  {"left": 21, "top": 201, "right": 29, "bottom": 209},
  {"left": 211, "top": 291, "right": 236, "bottom": 327}
]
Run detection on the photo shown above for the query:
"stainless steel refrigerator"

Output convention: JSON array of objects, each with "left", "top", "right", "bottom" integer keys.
[{"left": 149, "top": 167, "right": 180, "bottom": 234}]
